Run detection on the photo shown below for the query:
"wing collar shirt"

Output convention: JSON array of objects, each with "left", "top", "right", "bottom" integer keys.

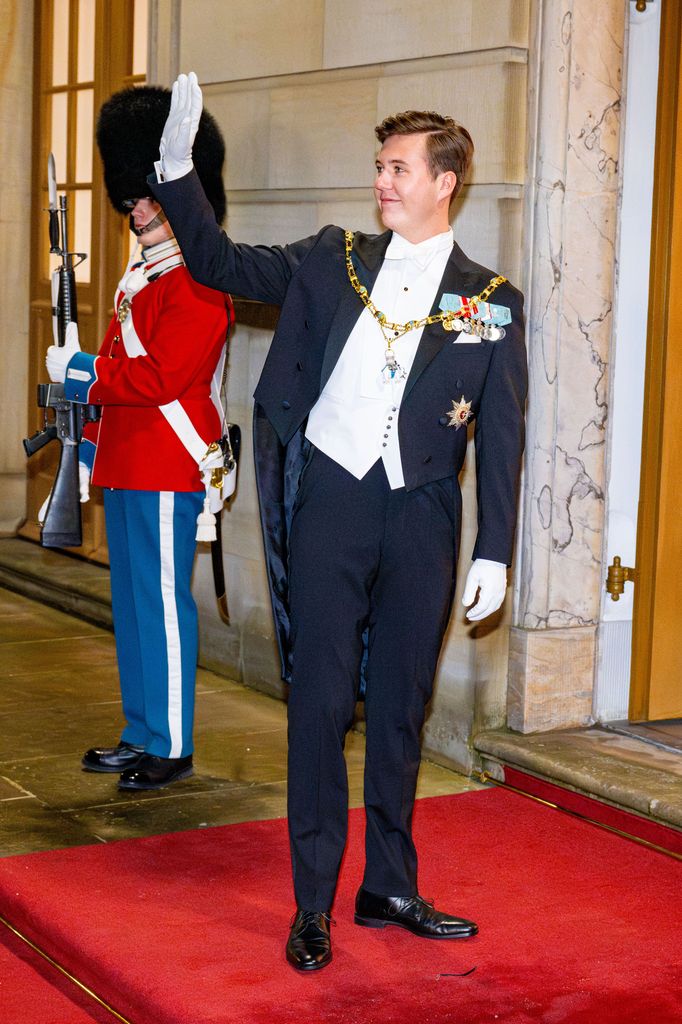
[{"left": 306, "top": 228, "right": 454, "bottom": 488}]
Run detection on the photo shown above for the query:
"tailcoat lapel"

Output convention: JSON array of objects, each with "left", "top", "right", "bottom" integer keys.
[
  {"left": 403, "top": 239, "right": 486, "bottom": 402},
  {"left": 319, "top": 230, "right": 392, "bottom": 390}
]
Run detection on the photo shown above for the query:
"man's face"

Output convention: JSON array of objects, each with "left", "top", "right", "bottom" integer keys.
[
  {"left": 129, "top": 198, "right": 172, "bottom": 246},
  {"left": 374, "top": 133, "right": 455, "bottom": 243}
]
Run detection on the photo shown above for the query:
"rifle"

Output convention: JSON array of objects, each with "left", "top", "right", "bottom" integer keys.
[{"left": 23, "top": 154, "right": 98, "bottom": 548}]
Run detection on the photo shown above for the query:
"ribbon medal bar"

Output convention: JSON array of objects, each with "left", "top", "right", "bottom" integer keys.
[{"left": 439, "top": 288, "right": 510, "bottom": 342}]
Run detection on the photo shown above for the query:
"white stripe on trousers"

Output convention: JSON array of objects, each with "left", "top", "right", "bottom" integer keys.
[{"left": 159, "top": 492, "right": 184, "bottom": 758}]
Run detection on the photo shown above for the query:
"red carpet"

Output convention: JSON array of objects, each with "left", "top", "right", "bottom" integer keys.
[
  {"left": 503, "top": 765, "right": 682, "bottom": 855},
  {"left": 0, "top": 789, "right": 681, "bottom": 1024},
  {"left": 0, "top": 924, "right": 112, "bottom": 1023}
]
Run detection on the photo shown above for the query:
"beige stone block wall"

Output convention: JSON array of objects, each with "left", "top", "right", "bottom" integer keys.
[
  {"left": 180, "top": 0, "right": 326, "bottom": 83},
  {"left": 0, "top": 1, "right": 33, "bottom": 532},
  {"left": 168, "top": 0, "right": 531, "bottom": 771},
  {"left": 323, "top": 0, "right": 530, "bottom": 68},
  {"left": 182, "top": 0, "right": 530, "bottom": 81},
  {"left": 203, "top": 53, "right": 527, "bottom": 194},
  {"left": 507, "top": 626, "right": 596, "bottom": 733}
]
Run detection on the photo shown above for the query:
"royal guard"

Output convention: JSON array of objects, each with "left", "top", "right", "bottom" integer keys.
[{"left": 45, "top": 86, "right": 234, "bottom": 790}]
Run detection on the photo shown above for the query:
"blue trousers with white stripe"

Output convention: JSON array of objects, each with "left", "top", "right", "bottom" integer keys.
[{"left": 103, "top": 488, "right": 204, "bottom": 759}]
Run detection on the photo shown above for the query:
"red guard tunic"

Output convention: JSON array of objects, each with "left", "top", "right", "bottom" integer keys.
[{"left": 78, "top": 265, "right": 231, "bottom": 490}]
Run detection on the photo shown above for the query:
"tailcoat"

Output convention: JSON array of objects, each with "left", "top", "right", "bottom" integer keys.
[{"left": 152, "top": 171, "right": 528, "bottom": 682}]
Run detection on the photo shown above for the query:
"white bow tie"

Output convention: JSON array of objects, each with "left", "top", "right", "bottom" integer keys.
[{"left": 385, "top": 232, "right": 452, "bottom": 270}]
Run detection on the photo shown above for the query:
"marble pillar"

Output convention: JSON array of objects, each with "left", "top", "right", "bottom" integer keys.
[{"left": 509, "top": 0, "right": 626, "bottom": 732}]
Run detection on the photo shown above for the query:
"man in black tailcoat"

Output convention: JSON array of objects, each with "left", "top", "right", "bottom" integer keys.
[{"left": 150, "top": 72, "right": 527, "bottom": 972}]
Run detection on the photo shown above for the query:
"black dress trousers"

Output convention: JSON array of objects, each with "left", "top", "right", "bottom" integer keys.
[{"left": 287, "top": 449, "right": 461, "bottom": 911}]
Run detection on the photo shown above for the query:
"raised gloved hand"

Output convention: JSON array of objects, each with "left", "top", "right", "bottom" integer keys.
[
  {"left": 46, "top": 321, "right": 80, "bottom": 383},
  {"left": 462, "top": 558, "right": 508, "bottom": 621},
  {"left": 159, "top": 71, "right": 203, "bottom": 180}
]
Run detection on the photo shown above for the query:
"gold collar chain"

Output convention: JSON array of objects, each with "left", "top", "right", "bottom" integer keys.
[{"left": 344, "top": 230, "right": 506, "bottom": 350}]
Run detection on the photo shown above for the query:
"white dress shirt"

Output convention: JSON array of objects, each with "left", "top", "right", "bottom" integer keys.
[{"left": 305, "top": 228, "right": 454, "bottom": 488}]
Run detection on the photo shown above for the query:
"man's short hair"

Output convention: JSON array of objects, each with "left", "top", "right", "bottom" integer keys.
[{"left": 375, "top": 110, "right": 474, "bottom": 203}]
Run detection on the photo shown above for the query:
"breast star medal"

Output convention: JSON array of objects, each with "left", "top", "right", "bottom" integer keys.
[{"left": 447, "top": 396, "right": 473, "bottom": 429}]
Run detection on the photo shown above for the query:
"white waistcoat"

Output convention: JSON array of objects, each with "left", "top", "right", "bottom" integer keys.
[{"left": 305, "top": 229, "right": 453, "bottom": 488}]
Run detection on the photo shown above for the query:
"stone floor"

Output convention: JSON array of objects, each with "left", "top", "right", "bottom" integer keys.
[
  {"left": 2, "top": 535, "right": 682, "bottom": 855},
  {"left": 604, "top": 718, "right": 682, "bottom": 754},
  {"left": 0, "top": 582, "right": 480, "bottom": 858}
]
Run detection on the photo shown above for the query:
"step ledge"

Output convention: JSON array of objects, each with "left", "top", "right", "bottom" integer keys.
[
  {"left": 0, "top": 564, "right": 112, "bottom": 631},
  {"left": 475, "top": 730, "right": 682, "bottom": 831}
]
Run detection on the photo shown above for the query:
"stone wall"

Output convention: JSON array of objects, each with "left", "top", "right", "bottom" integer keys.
[{"left": 151, "top": 0, "right": 531, "bottom": 770}]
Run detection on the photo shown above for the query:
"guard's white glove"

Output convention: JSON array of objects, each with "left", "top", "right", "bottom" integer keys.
[
  {"left": 462, "top": 558, "right": 507, "bottom": 621},
  {"left": 38, "top": 461, "right": 90, "bottom": 524},
  {"left": 46, "top": 321, "right": 80, "bottom": 383},
  {"left": 37, "top": 489, "right": 51, "bottom": 526},
  {"left": 79, "top": 462, "right": 90, "bottom": 503},
  {"left": 159, "top": 71, "right": 203, "bottom": 180}
]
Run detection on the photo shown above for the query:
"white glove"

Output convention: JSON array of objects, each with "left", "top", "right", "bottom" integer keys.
[
  {"left": 38, "top": 461, "right": 89, "bottom": 525},
  {"left": 159, "top": 71, "right": 203, "bottom": 180},
  {"left": 46, "top": 321, "right": 80, "bottom": 383},
  {"left": 38, "top": 489, "right": 51, "bottom": 525},
  {"left": 462, "top": 558, "right": 508, "bottom": 621},
  {"left": 79, "top": 461, "right": 90, "bottom": 503}
]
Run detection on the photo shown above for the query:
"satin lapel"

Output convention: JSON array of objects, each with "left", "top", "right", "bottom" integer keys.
[
  {"left": 402, "top": 247, "right": 484, "bottom": 402},
  {"left": 319, "top": 230, "right": 392, "bottom": 390}
]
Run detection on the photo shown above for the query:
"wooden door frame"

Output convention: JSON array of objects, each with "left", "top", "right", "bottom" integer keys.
[
  {"left": 630, "top": 0, "right": 682, "bottom": 720},
  {"left": 22, "top": 0, "right": 143, "bottom": 561}
]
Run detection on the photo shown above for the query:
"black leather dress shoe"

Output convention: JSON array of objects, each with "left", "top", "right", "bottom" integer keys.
[
  {"left": 118, "top": 753, "right": 193, "bottom": 791},
  {"left": 82, "top": 742, "right": 144, "bottom": 773},
  {"left": 286, "top": 910, "right": 333, "bottom": 971},
  {"left": 354, "top": 888, "right": 478, "bottom": 939}
]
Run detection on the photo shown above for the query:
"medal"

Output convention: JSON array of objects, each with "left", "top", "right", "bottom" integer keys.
[
  {"left": 343, "top": 230, "right": 508, "bottom": 373},
  {"left": 446, "top": 395, "right": 473, "bottom": 429},
  {"left": 381, "top": 348, "right": 407, "bottom": 383}
]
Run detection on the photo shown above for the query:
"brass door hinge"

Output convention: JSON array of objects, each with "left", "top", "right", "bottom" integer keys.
[
  {"left": 606, "top": 556, "right": 636, "bottom": 601},
  {"left": 631, "top": 0, "right": 653, "bottom": 12}
]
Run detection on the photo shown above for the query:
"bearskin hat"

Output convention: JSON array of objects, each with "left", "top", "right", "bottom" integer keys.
[{"left": 96, "top": 85, "right": 226, "bottom": 224}]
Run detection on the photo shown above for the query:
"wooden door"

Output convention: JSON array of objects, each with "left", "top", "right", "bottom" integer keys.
[
  {"left": 630, "top": 0, "right": 682, "bottom": 721},
  {"left": 20, "top": 0, "right": 148, "bottom": 564}
]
